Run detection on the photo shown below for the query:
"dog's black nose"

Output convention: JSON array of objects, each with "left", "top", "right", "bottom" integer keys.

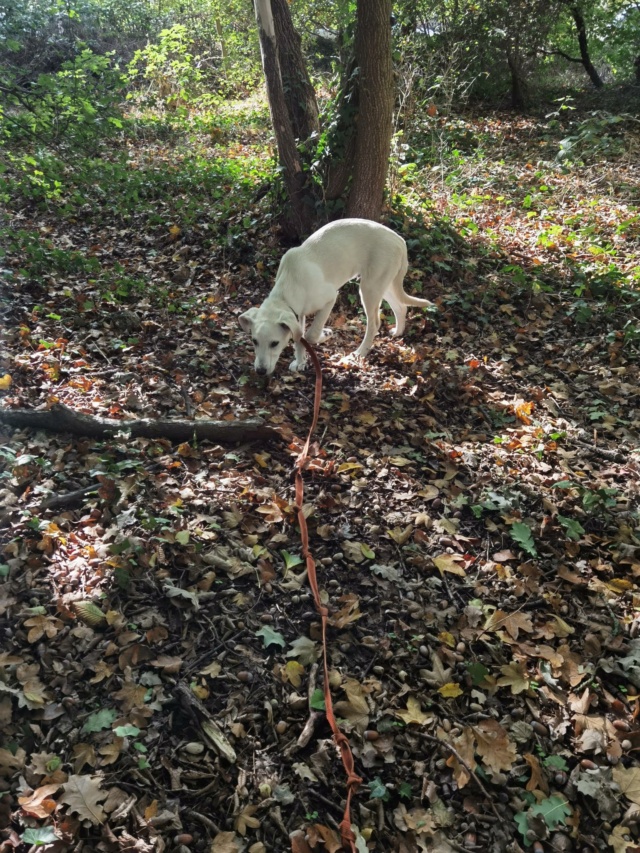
[{"left": 256, "top": 366, "right": 267, "bottom": 376}]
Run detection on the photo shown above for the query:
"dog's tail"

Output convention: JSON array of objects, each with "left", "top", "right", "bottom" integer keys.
[{"left": 401, "top": 292, "right": 435, "bottom": 309}]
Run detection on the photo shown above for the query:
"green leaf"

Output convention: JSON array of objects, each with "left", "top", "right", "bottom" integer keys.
[
  {"left": 368, "top": 776, "right": 390, "bottom": 801},
  {"left": 543, "top": 755, "right": 568, "bottom": 771},
  {"left": 510, "top": 522, "right": 537, "bottom": 557},
  {"left": 114, "top": 724, "right": 140, "bottom": 737},
  {"left": 558, "top": 515, "right": 585, "bottom": 541},
  {"left": 361, "top": 543, "right": 375, "bottom": 560},
  {"left": 310, "top": 688, "right": 325, "bottom": 711},
  {"left": 398, "top": 781, "right": 413, "bottom": 800},
  {"left": 21, "top": 827, "right": 60, "bottom": 846},
  {"left": 175, "top": 530, "right": 190, "bottom": 545},
  {"left": 255, "top": 625, "right": 286, "bottom": 649},
  {"left": 0, "top": 564, "right": 9, "bottom": 579},
  {"left": 81, "top": 708, "right": 117, "bottom": 733},
  {"left": 514, "top": 811, "right": 531, "bottom": 845},
  {"left": 531, "top": 794, "right": 572, "bottom": 830},
  {"left": 281, "top": 550, "right": 303, "bottom": 570},
  {"left": 467, "top": 662, "right": 490, "bottom": 686}
]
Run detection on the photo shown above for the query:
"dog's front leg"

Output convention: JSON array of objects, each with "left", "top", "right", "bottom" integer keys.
[
  {"left": 305, "top": 299, "right": 335, "bottom": 346},
  {"left": 289, "top": 315, "right": 307, "bottom": 371}
]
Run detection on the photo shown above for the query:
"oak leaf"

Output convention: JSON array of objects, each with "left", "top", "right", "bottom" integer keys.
[
  {"left": 474, "top": 719, "right": 517, "bottom": 775},
  {"left": 59, "top": 774, "right": 107, "bottom": 824},
  {"left": 445, "top": 727, "right": 476, "bottom": 788}
]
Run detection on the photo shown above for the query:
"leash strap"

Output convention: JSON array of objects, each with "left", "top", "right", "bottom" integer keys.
[{"left": 293, "top": 339, "right": 362, "bottom": 852}]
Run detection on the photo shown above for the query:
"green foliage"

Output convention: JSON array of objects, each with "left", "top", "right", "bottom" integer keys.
[
  {"left": 368, "top": 776, "right": 391, "bottom": 801},
  {"left": 1, "top": 49, "right": 125, "bottom": 146},
  {"left": 557, "top": 113, "right": 630, "bottom": 163},
  {"left": 81, "top": 708, "right": 118, "bottom": 733},
  {"left": 515, "top": 794, "right": 573, "bottom": 845},
  {"left": 128, "top": 24, "right": 211, "bottom": 111},
  {"left": 255, "top": 626, "right": 286, "bottom": 649},
  {"left": 510, "top": 522, "right": 538, "bottom": 558},
  {"left": 21, "top": 828, "right": 60, "bottom": 847}
]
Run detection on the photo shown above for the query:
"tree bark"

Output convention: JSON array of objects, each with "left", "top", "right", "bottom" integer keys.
[
  {"left": 270, "top": 0, "right": 319, "bottom": 142},
  {"left": 0, "top": 403, "right": 278, "bottom": 443},
  {"left": 506, "top": 47, "right": 527, "bottom": 110},
  {"left": 253, "top": 0, "right": 313, "bottom": 236},
  {"left": 569, "top": 4, "right": 603, "bottom": 88},
  {"left": 345, "top": 0, "right": 394, "bottom": 221}
]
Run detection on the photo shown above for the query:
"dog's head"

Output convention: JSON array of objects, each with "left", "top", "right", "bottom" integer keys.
[{"left": 238, "top": 307, "right": 302, "bottom": 376}]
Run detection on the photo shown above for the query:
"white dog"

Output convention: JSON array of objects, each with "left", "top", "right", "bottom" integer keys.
[{"left": 239, "top": 218, "right": 434, "bottom": 375}]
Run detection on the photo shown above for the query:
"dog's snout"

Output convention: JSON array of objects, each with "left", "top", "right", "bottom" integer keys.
[{"left": 256, "top": 366, "right": 267, "bottom": 376}]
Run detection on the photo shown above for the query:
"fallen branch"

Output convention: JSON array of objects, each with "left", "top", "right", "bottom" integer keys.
[{"left": 0, "top": 403, "right": 279, "bottom": 443}]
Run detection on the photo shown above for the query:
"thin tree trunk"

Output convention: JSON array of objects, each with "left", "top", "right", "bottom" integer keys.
[
  {"left": 345, "top": 0, "right": 394, "bottom": 221},
  {"left": 214, "top": 18, "right": 228, "bottom": 78},
  {"left": 506, "top": 48, "right": 527, "bottom": 110},
  {"left": 569, "top": 4, "right": 603, "bottom": 88},
  {"left": 270, "top": 0, "right": 319, "bottom": 142},
  {"left": 324, "top": 53, "right": 359, "bottom": 202},
  {"left": 253, "top": 0, "right": 313, "bottom": 236}
]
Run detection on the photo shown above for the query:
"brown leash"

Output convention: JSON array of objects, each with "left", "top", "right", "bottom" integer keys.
[{"left": 293, "top": 338, "right": 362, "bottom": 852}]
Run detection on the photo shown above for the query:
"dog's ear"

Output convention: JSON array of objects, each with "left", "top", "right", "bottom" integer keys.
[
  {"left": 238, "top": 308, "right": 258, "bottom": 333},
  {"left": 278, "top": 312, "right": 302, "bottom": 342}
]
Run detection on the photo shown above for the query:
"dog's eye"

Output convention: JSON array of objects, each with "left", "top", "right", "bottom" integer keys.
[
  {"left": 269, "top": 341, "right": 279, "bottom": 348},
  {"left": 252, "top": 338, "right": 258, "bottom": 345}
]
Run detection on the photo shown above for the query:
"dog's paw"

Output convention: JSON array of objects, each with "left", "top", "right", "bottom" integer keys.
[
  {"left": 352, "top": 346, "right": 369, "bottom": 360},
  {"left": 289, "top": 358, "right": 307, "bottom": 372},
  {"left": 305, "top": 327, "right": 333, "bottom": 345}
]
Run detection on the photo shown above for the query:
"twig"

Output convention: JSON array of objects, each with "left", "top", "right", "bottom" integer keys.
[
  {"left": 187, "top": 811, "right": 221, "bottom": 835},
  {"left": 415, "top": 731, "right": 502, "bottom": 820}
]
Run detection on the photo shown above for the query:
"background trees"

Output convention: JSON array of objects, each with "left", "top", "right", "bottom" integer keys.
[{"left": 1, "top": 0, "right": 639, "bottom": 229}]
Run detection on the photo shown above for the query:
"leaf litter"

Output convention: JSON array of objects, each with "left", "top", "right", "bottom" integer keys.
[{"left": 0, "top": 101, "right": 640, "bottom": 853}]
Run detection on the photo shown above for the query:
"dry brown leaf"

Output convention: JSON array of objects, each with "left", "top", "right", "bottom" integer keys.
[
  {"left": 312, "top": 824, "right": 342, "bottom": 853},
  {"left": 328, "top": 593, "right": 362, "bottom": 628},
  {"left": 432, "top": 554, "right": 467, "bottom": 577},
  {"left": 210, "top": 831, "right": 241, "bottom": 853},
  {"left": 445, "top": 727, "right": 476, "bottom": 788},
  {"left": 72, "top": 743, "right": 97, "bottom": 774},
  {"left": 613, "top": 766, "right": 640, "bottom": 805},
  {"left": 234, "top": 804, "right": 260, "bottom": 836},
  {"left": 496, "top": 661, "right": 530, "bottom": 694},
  {"left": 59, "top": 774, "right": 107, "bottom": 824},
  {"left": 18, "top": 784, "right": 60, "bottom": 818},
  {"left": 523, "top": 752, "right": 548, "bottom": 794},
  {"left": 396, "top": 696, "right": 432, "bottom": 726},
  {"left": 474, "top": 719, "right": 517, "bottom": 775}
]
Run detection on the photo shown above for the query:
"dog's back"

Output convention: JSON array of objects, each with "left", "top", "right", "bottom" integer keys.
[{"left": 277, "top": 219, "right": 406, "bottom": 289}]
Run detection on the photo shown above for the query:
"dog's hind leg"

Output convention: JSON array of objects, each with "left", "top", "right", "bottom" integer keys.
[
  {"left": 353, "top": 281, "right": 383, "bottom": 359},
  {"left": 384, "top": 289, "right": 407, "bottom": 337}
]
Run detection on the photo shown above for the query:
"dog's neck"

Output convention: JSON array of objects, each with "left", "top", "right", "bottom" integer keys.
[{"left": 264, "top": 291, "right": 302, "bottom": 323}]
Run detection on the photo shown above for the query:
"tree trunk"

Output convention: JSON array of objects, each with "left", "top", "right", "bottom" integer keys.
[
  {"left": 569, "top": 4, "right": 603, "bottom": 88},
  {"left": 324, "top": 53, "right": 359, "bottom": 203},
  {"left": 506, "top": 47, "right": 527, "bottom": 110},
  {"left": 271, "top": 0, "right": 319, "bottom": 142},
  {"left": 345, "top": 0, "right": 394, "bottom": 221},
  {"left": 253, "top": 0, "right": 313, "bottom": 236}
]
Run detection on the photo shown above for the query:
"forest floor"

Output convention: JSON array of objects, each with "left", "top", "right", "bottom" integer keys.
[{"left": 1, "top": 85, "right": 640, "bottom": 853}]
